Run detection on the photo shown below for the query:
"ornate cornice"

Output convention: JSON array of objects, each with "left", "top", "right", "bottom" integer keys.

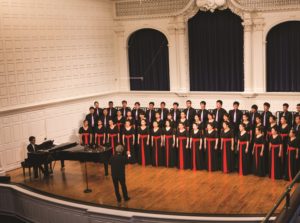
[
  {"left": 234, "top": 0, "right": 300, "bottom": 12},
  {"left": 113, "top": 0, "right": 300, "bottom": 20}
]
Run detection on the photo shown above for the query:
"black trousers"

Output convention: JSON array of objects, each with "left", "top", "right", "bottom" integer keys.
[
  {"left": 33, "top": 165, "right": 45, "bottom": 178},
  {"left": 112, "top": 177, "right": 128, "bottom": 200}
]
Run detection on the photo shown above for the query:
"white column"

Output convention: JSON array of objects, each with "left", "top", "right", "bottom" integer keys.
[
  {"left": 115, "top": 25, "right": 130, "bottom": 92},
  {"left": 176, "top": 17, "right": 189, "bottom": 93},
  {"left": 252, "top": 18, "right": 265, "bottom": 93},
  {"left": 0, "top": 158, "right": 5, "bottom": 176},
  {"left": 242, "top": 14, "right": 253, "bottom": 93},
  {"left": 167, "top": 22, "right": 179, "bottom": 92}
]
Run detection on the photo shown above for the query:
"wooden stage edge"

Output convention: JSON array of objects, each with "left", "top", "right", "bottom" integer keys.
[{"left": 8, "top": 161, "right": 295, "bottom": 216}]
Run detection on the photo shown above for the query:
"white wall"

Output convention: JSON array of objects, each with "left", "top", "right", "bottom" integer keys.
[
  {"left": 0, "top": 0, "right": 117, "bottom": 112},
  {"left": 0, "top": 0, "right": 117, "bottom": 171}
]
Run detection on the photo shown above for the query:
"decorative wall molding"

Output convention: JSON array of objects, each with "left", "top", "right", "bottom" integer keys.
[
  {"left": 114, "top": 0, "right": 300, "bottom": 20},
  {"left": 196, "top": 0, "right": 227, "bottom": 12},
  {"left": 253, "top": 17, "right": 265, "bottom": 31},
  {"left": 235, "top": 0, "right": 300, "bottom": 11},
  {"left": 114, "top": 0, "right": 190, "bottom": 19},
  {"left": 0, "top": 91, "right": 117, "bottom": 115}
]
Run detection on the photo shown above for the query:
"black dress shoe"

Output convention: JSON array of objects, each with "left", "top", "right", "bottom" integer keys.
[
  {"left": 124, "top": 197, "right": 130, "bottom": 202},
  {"left": 117, "top": 198, "right": 122, "bottom": 203}
]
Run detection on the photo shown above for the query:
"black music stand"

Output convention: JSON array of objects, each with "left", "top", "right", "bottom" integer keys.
[
  {"left": 84, "top": 161, "right": 92, "bottom": 193},
  {"left": 83, "top": 146, "right": 92, "bottom": 193}
]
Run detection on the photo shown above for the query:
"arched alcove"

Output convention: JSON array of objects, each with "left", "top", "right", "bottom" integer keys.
[
  {"left": 188, "top": 9, "right": 244, "bottom": 91},
  {"left": 128, "top": 28, "right": 170, "bottom": 91},
  {"left": 266, "top": 21, "right": 300, "bottom": 92}
]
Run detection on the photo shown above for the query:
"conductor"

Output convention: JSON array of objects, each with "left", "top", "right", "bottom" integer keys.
[{"left": 110, "top": 145, "right": 130, "bottom": 202}]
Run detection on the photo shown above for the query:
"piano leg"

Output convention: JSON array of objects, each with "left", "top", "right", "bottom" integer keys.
[
  {"left": 44, "top": 163, "right": 50, "bottom": 176},
  {"left": 104, "top": 162, "right": 108, "bottom": 176},
  {"left": 33, "top": 166, "right": 39, "bottom": 178},
  {"left": 22, "top": 166, "right": 25, "bottom": 177},
  {"left": 49, "top": 162, "right": 53, "bottom": 174},
  {"left": 61, "top": 160, "right": 65, "bottom": 170}
]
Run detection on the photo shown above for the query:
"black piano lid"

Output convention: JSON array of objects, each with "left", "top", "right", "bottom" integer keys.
[
  {"left": 64, "top": 145, "right": 112, "bottom": 153},
  {"left": 37, "top": 140, "right": 54, "bottom": 150}
]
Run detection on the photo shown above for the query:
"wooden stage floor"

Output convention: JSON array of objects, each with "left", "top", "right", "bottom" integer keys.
[{"left": 8, "top": 161, "right": 292, "bottom": 215}]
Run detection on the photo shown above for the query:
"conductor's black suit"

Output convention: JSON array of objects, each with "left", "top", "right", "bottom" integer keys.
[{"left": 110, "top": 153, "right": 129, "bottom": 202}]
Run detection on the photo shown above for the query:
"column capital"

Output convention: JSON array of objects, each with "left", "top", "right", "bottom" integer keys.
[
  {"left": 242, "top": 13, "right": 253, "bottom": 32},
  {"left": 242, "top": 19, "right": 253, "bottom": 32},
  {"left": 175, "top": 16, "right": 186, "bottom": 34},
  {"left": 253, "top": 18, "right": 265, "bottom": 31},
  {"left": 167, "top": 25, "right": 176, "bottom": 35},
  {"left": 176, "top": 23, "right": 186, "bottom": 35}
]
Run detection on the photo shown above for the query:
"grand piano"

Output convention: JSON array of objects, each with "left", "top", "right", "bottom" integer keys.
[
  {"left": 25, "top": 141, "right": 112, "bottom": 193},
  {"left": 28, "top": 141, "right": 111, "bottom": 162},
  {"left": 26, "top": 141, "right": 112, "bottom": 176}
]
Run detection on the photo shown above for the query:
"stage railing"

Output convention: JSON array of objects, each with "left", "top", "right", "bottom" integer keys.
[{"left": 262, "top": 170, "right": 300, "bottom": 223}]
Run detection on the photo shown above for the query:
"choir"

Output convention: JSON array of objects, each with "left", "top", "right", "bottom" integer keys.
[{"left": 79, "top": 100, "right": 300, "bottom": 182}]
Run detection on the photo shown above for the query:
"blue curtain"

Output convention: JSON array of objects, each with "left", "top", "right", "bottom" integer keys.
[
  {"left": 128, "top": 28, "right": 170, "bottom": 91},
  {"left": 188, "top": 9, "right": 244, "bottom": 91},
  {"left": 267, "top": 21, "right": 300, "bottom": 92}
]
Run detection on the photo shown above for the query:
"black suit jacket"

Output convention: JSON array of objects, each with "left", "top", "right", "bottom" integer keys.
[
  {"left": 170, "top": 109, "right": 180, "bottom": 123},
  {"left": 119, "top": 107, "right": 131, "bottom": 117},
  {"left": 197, "top": 109, "right": 209, "bottom": 124},
  {"left": 157, "top": 108, "right": 169, "bottom": 121},
  {"left": 261, "top": 111, "right": 272, "bottom": 128},
  {"left": 85, "top": 113, "right": 98, "bottom": 129},
  {"left": 213, "top": 108, "right": 227, "bottom": 129},
  {"left": 27, "top": 144, "right": 37, "bottom": 153},
  {"left": 146, "top": 109, "right": 156, "bottom": 126},
  {"left": 110, "top": 154, "right": 127, "bottom": 178},
  {"left": 184, "top": 107, "right": 196, "bottom": 125},
  {"left": 94, "top": 107, "right": 103, "bottom": 119},
  {"left": 101, "top": 115, "right": 110, "bottom": 128},
  {"left": 249, "top": 112, "right": 260, "bottom": 127},
  {"left": 107, "top": 107, "right": 117, "bottom": 119},
  {"left": 229, "top": 109, "right": 243, "bottom": 125},
  {"left": 294, "top": 112, "right": 300, "bottom": 120},
  {"left": 279, "top": 111, "right": 293, "bottom": 126},
  {"left": 293, "top": 124, "right": 300, "bottom": 138},
  {"left": 132, "top": 108, "right": 144, "bottom": 123}
]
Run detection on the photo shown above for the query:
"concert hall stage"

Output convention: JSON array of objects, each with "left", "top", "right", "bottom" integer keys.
[{"left": 8, "top": 161, "right": 292, "bottom": 216}]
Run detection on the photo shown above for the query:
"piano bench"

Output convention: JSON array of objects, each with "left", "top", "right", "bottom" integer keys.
[{"left": 21, "top": 161, "right": 32, "bottom": 177}]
